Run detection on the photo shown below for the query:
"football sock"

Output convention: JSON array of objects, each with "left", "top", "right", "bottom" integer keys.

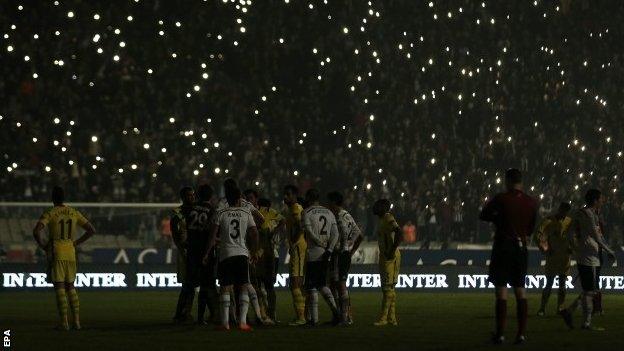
[
  {"left": 379, "top": 287, "right": 392, "bottom": 322},
  {"left": 174, "top": 289, "right": 185, "bottom": 319},
  {"left": 309, "top": 289, "right": 319, "bottom": 323},
  {"left": 516, "top": 298, "right": 528, "bottom": 337},
  {"left": 197, "top": 289, "right": 207, "bottom": 322},
  {"left": 540, "top": 275, "right": 553, "bottom": 310},
  {"left": 229, "top": 291, "right": 238, "bottom": 324},
  {"left": 557, "top": 287, "right": 566, "bottom": 311},
  {"left": 67, "top": 289, "right": 80, "bottom": 325},
  {"left": 239, "top": 290, "right": 250, "bottom": 326},
  {"left": 182, "top": 284, "right": 195, "bottom": 318},
  {"left": 388, "top": 289, "right": 397, "bottom": 322},
  {"left": 220, "top": 293, "right": 231, "bottom": 327},
  {"left": 320, "top": 286, "right": 338, "bottom": 316},
  {"left": 246, "top": 285, "right": 263, "bottom": 319},
  {"left": 55, "top": 288, "right": 69, "bottom": 327},
  {"left": 593, "top": 291, "right": 602, "bottom": 312},
  {"left": 495, "top": 298, "right": 507, "bottom": 337},
  {"left": 267, "top": 286, "right": 277, "bottom": 320},
  {"left": 581, "top": 291, "right": 594, "bottom": 327},
  {"left": 259, "top": 286, "right": 269, "bottom": 319},
  {"left": 291, "top": 286, "right": 305, "bottom": 320},
  {"left": 206, "top": 286, "right": 219, "bottom": 322},
  {"left": 340, "top": 290, "right": 350, "bottom": 321}
]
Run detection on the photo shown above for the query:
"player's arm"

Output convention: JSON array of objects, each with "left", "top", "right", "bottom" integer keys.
[
  {"left": 589, "top": 216, "right": 615, "bottom": 258},
  {"left": 388, "top": 217, "right": 403, "bottom": 259},
  {"left": 203, "top": 223, "right": 219, "bottom": 265},
  {"left": 479, "top": 196, "right": 500, "bottom": 223},
  {"left": 32, "top": 221, "right": 48, "bottom": 251},
  {"left": 170, "top": 214, "right": 186, "bottom": 250},
  {"left": 350, "top": 222, "right": 364, "bottom": 257},
  {"left": 534, "top": 218, "right": 549, "bottom": 253},
  {"left": 251, "top": 208, "right": 265, "bottom": 227},
  {"left": 74, "top": 221, "right": 96, "bottom": 247}
]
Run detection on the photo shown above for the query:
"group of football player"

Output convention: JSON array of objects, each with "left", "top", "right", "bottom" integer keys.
[{"left": 168, "top": 178, "right": 404, "bottom": 331}]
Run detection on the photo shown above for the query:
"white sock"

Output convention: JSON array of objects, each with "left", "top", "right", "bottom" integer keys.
[
  {"left": 340, "top": 290, "right": 350, "bottom": 321},
  {"left": 247, "top": 285, "right": 263, "bottom": 319},
  {"left": 310, "top": 289, "right": 319, "bottom": 323},
  {"left": 239, "top": 290, "right": 250, "bottom": 326},
  {"left": 320, "top": 286, "right": 338, "bottom": 315},
  {"left": 220, "top": 293, "right": 230, "bottom": 327}
]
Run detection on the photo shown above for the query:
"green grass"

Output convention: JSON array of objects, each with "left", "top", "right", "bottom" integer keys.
[{"left": 1, "top": 291, "right": 624, "bottom": 350}]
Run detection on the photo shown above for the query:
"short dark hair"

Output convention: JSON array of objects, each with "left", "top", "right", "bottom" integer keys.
[
  {"left": 197, "top": 184, "right": 213, "bottom": 202},
  {"left": 243, "top": 189, "right": 258, "bottom": 198},
  {"left": 558, "top": 202, "right": 571, "bottom": 212},
  {"left": 225, "top": 187, "right": 241, "bottom": 206},
  {"left": 327, "top": 191, "right": 344, "bottom": 206},
  {"left": 223, "top": 178, "right": 237, "bottom": 191},
  {"left": 179, "top": 186, "right": 193, "bottom": 200},
  {"left": 584, "top": 189, "right": 602, "bottom": 206},
  {"left": 284, "top": 184, "right": 299, "bottom": 195},
  {"left": 505, "top": 168, "right": 522, "bottom": 184},
  {"left": 52, "top": 186, "right": 64, "bottom": 205},
  {"left": 305, "top": 188, "right": 320, "bottom": 203},
  {"left": 374, "top": 199, "right": 391, "bottom": 214},
  {"left": 258, "top": 198, "right": 271, "bottom": 207}
]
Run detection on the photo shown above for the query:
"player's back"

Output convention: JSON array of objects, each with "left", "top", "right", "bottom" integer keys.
[
  {"left": 216, "top": 206, "right": 255, "bottom": 261},
  {"left": 184, "top": 204, "right": 214, "bottom": 256},
  {"left": 284, "top": 203, "right": 305, "bottom": 245},
  {"left": 304, "top": 205, "right": 337, "bottom": 261},
  {"left": 40, "top": 205, "right": 88, "bottom": 261},
  {"left": 337, "top": 209, "right": 361, "bottom": 252},
  {"left": 490, "top": 190, "right": 538, "bottom": 242}
]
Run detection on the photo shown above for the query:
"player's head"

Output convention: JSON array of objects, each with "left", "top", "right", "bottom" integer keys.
[
  {"left": 327, "top": 191, "right": 344, "bottom": 212},
  {"left": 556, "top": 202, "right": 571, "bottom": 219},
  {"left": 52, "top": 186, "right": 65, "bottom": 205},
  {"left": 225, "top": 186, "right": 242, "bottom": 207},
  {"left": 197, "top": 184, "right": 213, "bottom": 203},
  {"left": 584, "top": 189, "right": 603, "bottom": 209},
  {"left": 179, "top": 186, "right": 195, "bottom": 206},
  {"left": 372, "top": 199, "right": 391, "bottom": 216},
  {"left": 304, "top": 188, "right": 320, "bottom": 206},
  {"left": 258, "top": 198, "right": 271, "bottom": 208},
  {"left": 223, "top": 178, "right": 238, "bottom": 192},
  {"left": 243, "top": 189, "right": 259, "bottom": 206},
  {"left": 283, "top": 184, "right": 299, "bottom": 205},
  {"left": 504, "top": 168, "right": 522, "bottom": 190}
]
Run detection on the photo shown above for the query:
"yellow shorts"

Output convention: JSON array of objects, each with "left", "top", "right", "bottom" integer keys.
[
  {"left": 51, "top": 260, "right": 77, "bottom": 283},
  {"left": 379, "top": 253, "right": 401, "bottom": 287},
  {"left": 289, "top": 241, "right": 307, "bottom": 278}
]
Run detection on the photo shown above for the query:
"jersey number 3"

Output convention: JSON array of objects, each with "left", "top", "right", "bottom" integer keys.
[{"left": 230, "top": 219, "right": 241, "bottom": 239}]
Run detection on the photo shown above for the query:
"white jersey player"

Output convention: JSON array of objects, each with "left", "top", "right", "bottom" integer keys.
[
  {"left": 206, "top": 188, "right": 259, "bottom": 332},
  {"left": 327, "top": 191, "right": 363, "bottom": 325},
  {"left": 301, "top": 189, "right": 339, "bottom": 326}
]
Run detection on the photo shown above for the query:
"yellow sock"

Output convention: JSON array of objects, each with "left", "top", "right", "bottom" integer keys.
[
  {"left": 55, "top": 288, "right": 69, "bottom": 328},
  {"left": 291, "top": 287, "right": 305, "bottom": 320},
  {"left": 388, "top": 289, "right": 397, "bottom": 322},
  {"left": 67, "top": 289, "right": 80, "bottom": 327},
  {"left": 378, "top": 288, "right": 391, "bottom": 322}
]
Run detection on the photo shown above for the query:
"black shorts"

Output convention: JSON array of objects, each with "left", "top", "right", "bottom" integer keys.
[
  {"left": 186, "top": 251, "right": 217, "bottom": 287},
  {"left": 578, "top": 265, "right": 600, "bottom": 291},
  {"left": 218, "top": 255, "right": 250, "bottom": 286},
  {"left": 488, "top": 240, "right": 528, "bottom": 288},
  {"left": 330, "top": 251, "right": 351, "bottom": 282},
  {"left": 304, "top": 260, "right": 329, "bottom": 289}
]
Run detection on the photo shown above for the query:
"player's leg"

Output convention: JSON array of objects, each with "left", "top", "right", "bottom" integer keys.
[
  {"left": 592, "top": 266, "right": 602, "bottom": 315},
  {"left": 264, "top": 257, "right": 278, "bottom": 321},
  {"left": 288, "top": 245, "right": 306, "bottom": 325},
  {"left": 388, "top": 255, "right": 400, "bottom": 325},
  {"left": 374, "top": 258, "right": 396, "bottom": 326},
  {"left": 492, "top": 286, "right": 508, "bottom": 342},
  {"left": 218, "top": 285, "right": 233, "bottom": 330},
  {"left": 556, "top": 274, "right": 567, "bottom": 312},
  {"left": 512, "top": 287, "right": 528, "bottom": 343},
  {"left": 238, "top": 283, "right": 252, "bottom": 330},
  {"left": 52, "top": 260, "right": 69, "bottom": 330},
  {"left": 538, "top": 274, "right": 554, "bottom": 315}
]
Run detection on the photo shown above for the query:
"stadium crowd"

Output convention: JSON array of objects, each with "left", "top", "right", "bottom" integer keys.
[{"left": 1, "top": 0, "right": 623, "bottom": 244}]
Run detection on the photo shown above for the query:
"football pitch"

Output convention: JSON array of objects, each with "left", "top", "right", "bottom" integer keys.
[{"left": 2, "top": 291, "right": 624, "bottom": 350}]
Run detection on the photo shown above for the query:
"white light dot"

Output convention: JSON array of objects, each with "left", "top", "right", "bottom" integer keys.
[
  {"left": 113, "top": 55, "right": 120, "bottom": 62},
  {"left": 67, "top": 11, "right": 74, "bottom": 18}
]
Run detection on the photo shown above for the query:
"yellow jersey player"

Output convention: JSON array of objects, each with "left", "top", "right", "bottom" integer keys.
[
  {"left": 33, "top": 186, "right": 96, "bottom": 331},
  {"left": 372, "top": 199, "right": 403, "bottom": 326},
  {"left": 256, "top": 197, "right": 285, "bottom": 322},
  {"left": 283, "top": 184, "right": 307, "bottom": 325},
  {"left": 535, "top": 202, "right": 572, "bottom": 316}
]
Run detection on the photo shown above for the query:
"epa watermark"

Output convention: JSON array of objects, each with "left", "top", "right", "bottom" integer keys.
[{"left": 3, "top": 329, "right": 10, "bottom": 349}]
